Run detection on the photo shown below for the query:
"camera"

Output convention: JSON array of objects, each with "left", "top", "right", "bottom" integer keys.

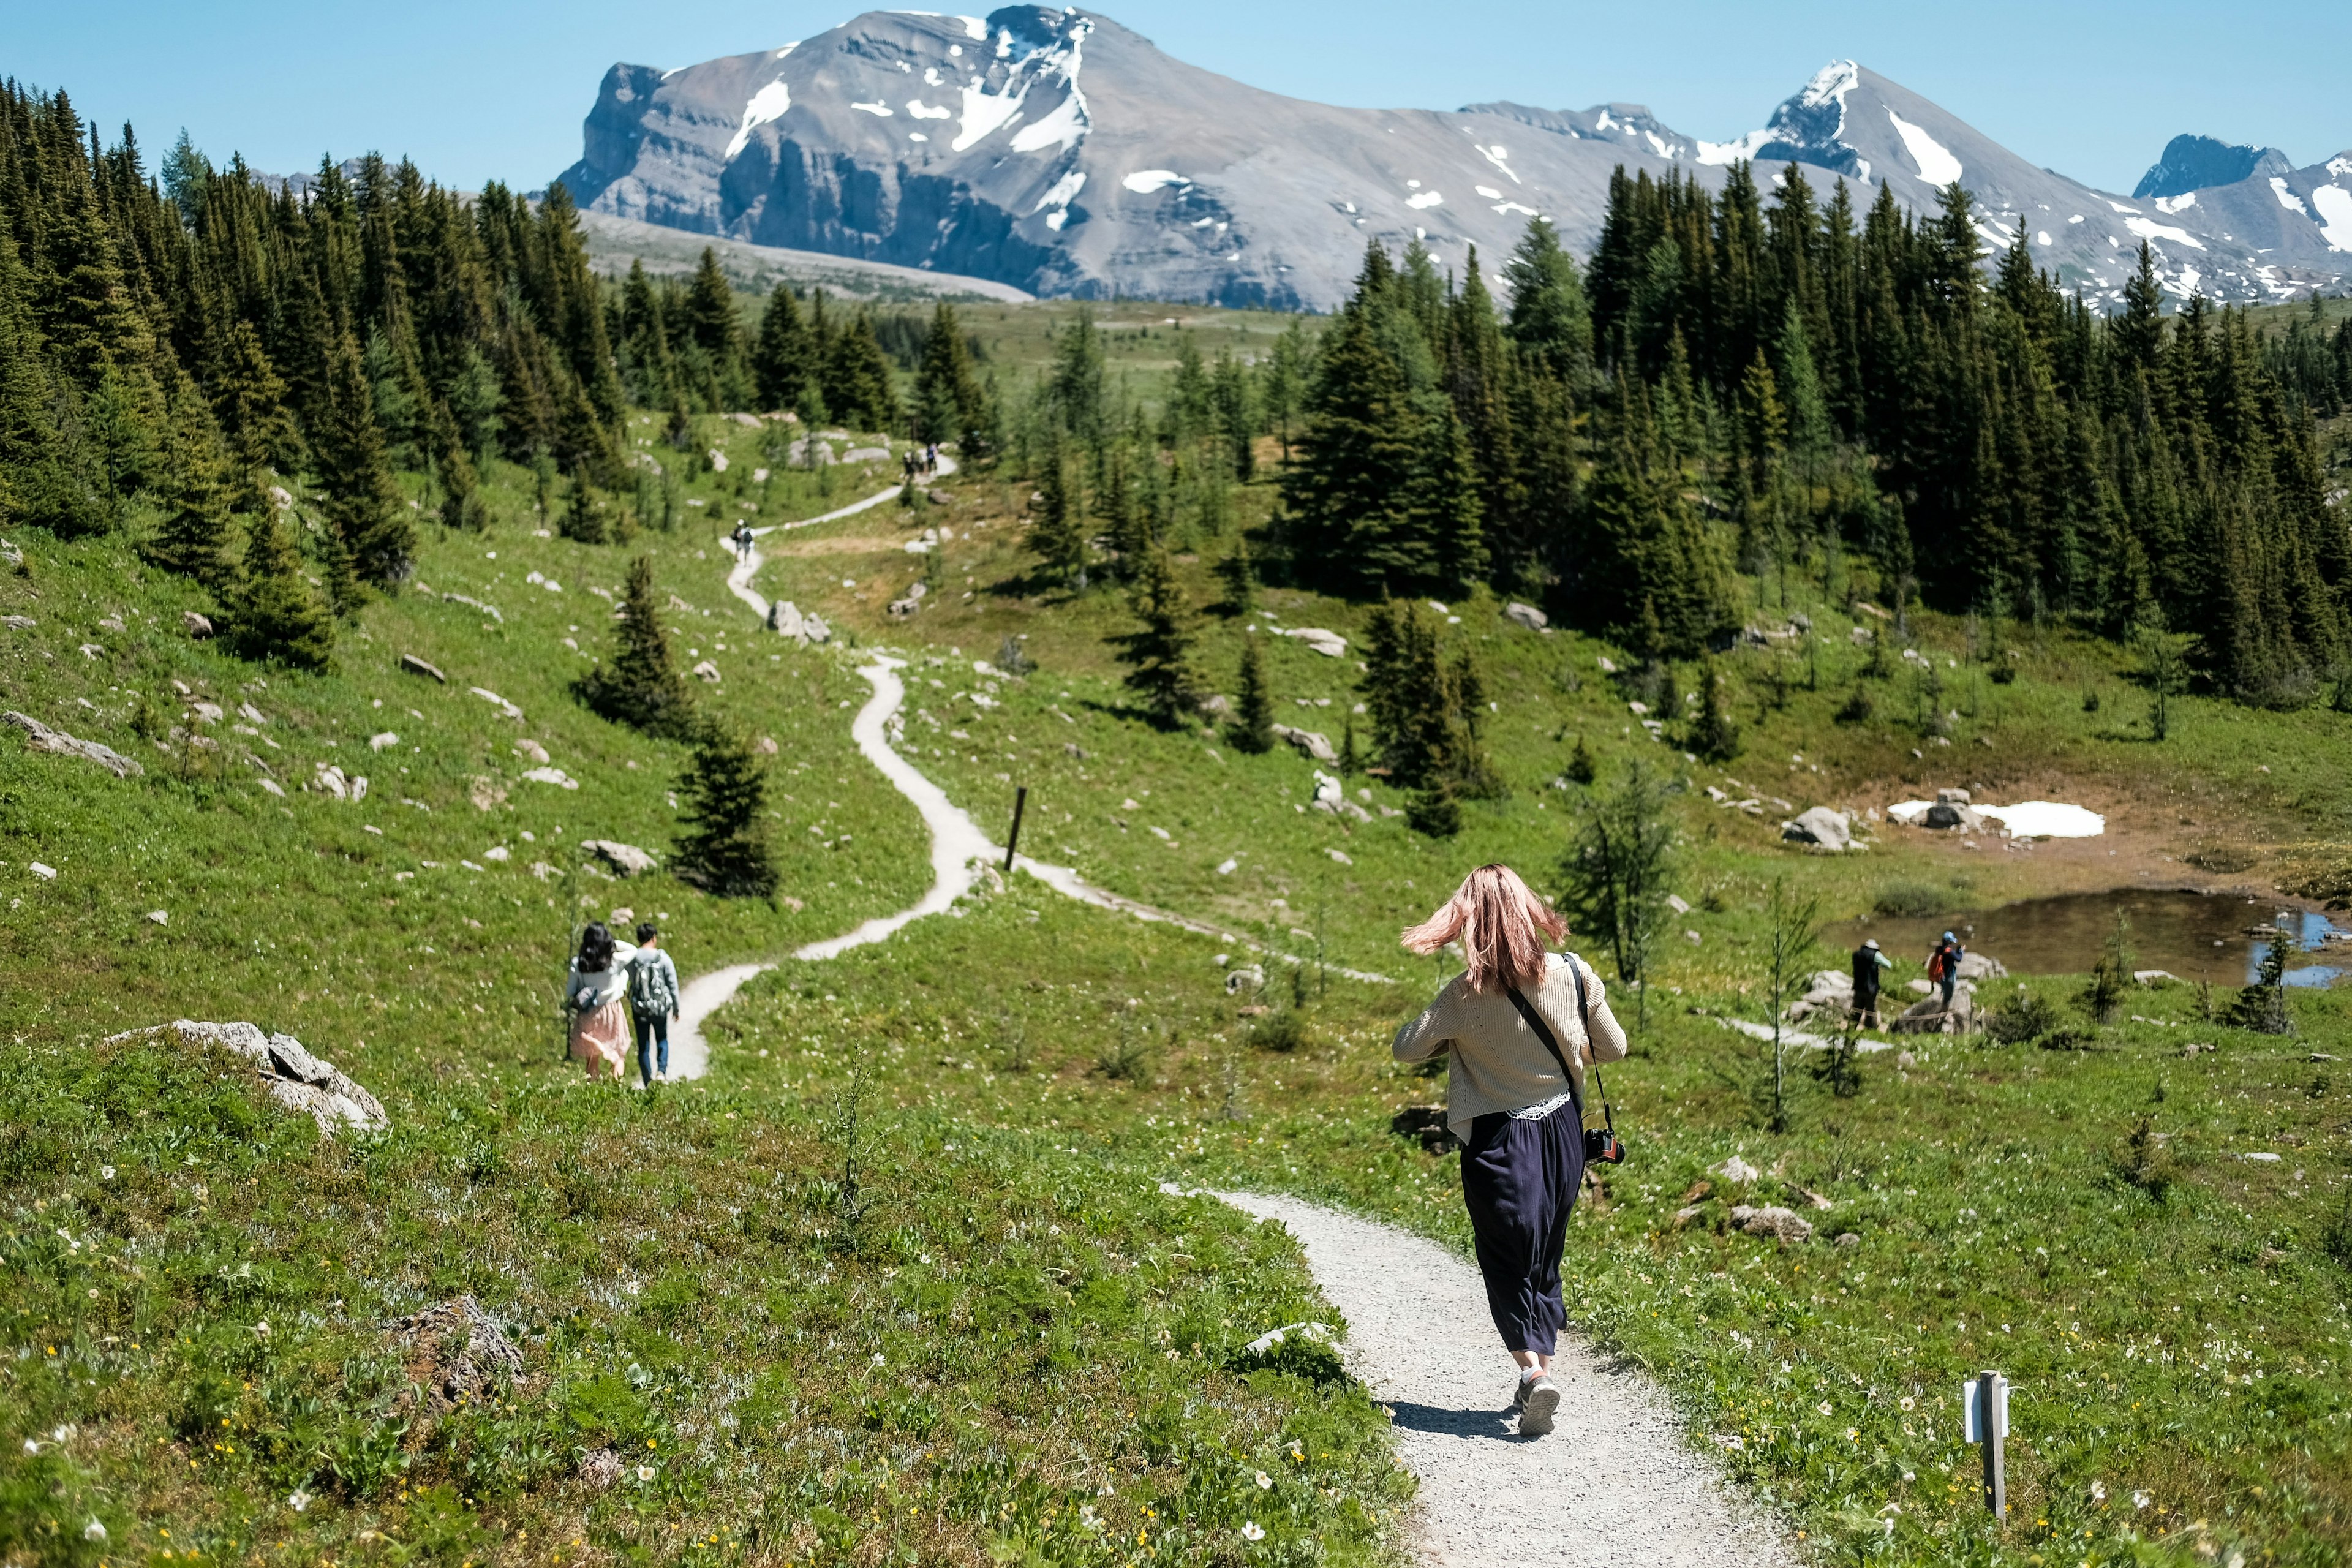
[{"left": 1584, "top": 1127, "right": 1626, "bottom": 1165}]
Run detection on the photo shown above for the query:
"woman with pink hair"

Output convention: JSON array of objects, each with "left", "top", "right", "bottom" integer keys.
[{"left": 1393, "top": 863, "right": 1627, "bottom": 1436}]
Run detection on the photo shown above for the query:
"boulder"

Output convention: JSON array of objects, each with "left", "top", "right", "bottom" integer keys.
[
  {"left": 1730, "top": 1204, "right": 1815, "bottom": 1242},
  {"left": 1780, "top": 805, "right": 1853, "bottom": 851},
  {"left": 4, "top": 711, "right": 143, "bottom": 778},
  {"left": 690, "top": 659, "right": 723, "bottom": 681},
  {"left": 1786, "top": 968, "right": 1855, "bottom": 1023},
  {"left": 470, "top": 687, "right": 523, "bottom": 722},
  {"left": 1709, "top": 1155, "right": 1762, "bottom": 1185},
  {"left": 182, "top": 611, "right": 214, "bottom": 638},
  {"left": 1956, "top": 952, "right": 2008, "bottom": 981},
  {"left": 521, "top": 766, "right": 579, "bottom": 790},
  {"left": 582, "top": 840, "right": 658, "bottom": 876},
  {"left": 1275, "top": 627, "right": 1348, "bottom": 658},
  {"left": 104, "top": 1020, "right": 387, "bottom": 1134},
  {"left": 1891, "top": 987, "right": 1974, "bottom": 1034},
  {"left": 1504, "top": 601, "right": 1550, "bottom": 632},
  {"left": 369, "top": 731, "right": 399, "bottom": 751},
  {"left": 1923, "top": 801, "right": 1989, "bottom": 832},
  {"left": 401, "top": 654, "right": 448, "bottom": 683},
  {"left": 1224, "top": 964, "right": 1266, "bottom": 995},
  {"left": 1272, "top": 724, "right": 1337, "bottom": 764},
  {"left": 512, "top": 738, "right": 551, "bottom": 765},
  {"left": 391, "top": 1295, "right": 526, "bottom": 1414}
]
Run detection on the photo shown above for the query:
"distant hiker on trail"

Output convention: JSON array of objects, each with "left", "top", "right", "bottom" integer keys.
[
  {"left": 566, "top": 921, "right": 637, "bottom": 1082},
  {"left": 1392, "top": 864, "right": 1627, "bottom": 1438},
  {"left": 627, "top": 921, "right": 681, "bottom": 1087},
  {"left": 1928, "top": 931, "right": 1965, "bottom": 1012},
  {"left": 732, "top": 521, "right": 755, "bottom": 562},
  {"left": 1851, "top": 937, "right": 1892, "bottom": 1029}
]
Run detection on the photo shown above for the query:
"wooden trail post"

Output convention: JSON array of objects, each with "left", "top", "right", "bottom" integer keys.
[
  {"left": 1964, "top": 1370, "right": 2009, "bottom": 1518},
  {"left": 1004, "top": 786, "right": 1028, "bottom": 872}
]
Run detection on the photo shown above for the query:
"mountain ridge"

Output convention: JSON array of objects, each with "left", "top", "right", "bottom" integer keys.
[{"left": 556, "top": 11, "right": 2352, "bottom": 310}]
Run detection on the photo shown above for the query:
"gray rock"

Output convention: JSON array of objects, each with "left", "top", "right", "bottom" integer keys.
[
  {"left": 582, "top": 839, "right": 658, "bottom": 876},
  {"left": 1780, "top": 805, "right": 1852, "bottom": 851},
  {"left": 1891, "top": 989, "right": 1973, "bottom": 1034},
  {"left": 1271, "top": 724, "right": 1337, "bottom": 764},
  {"left": 182, "top": 611, "right": 214, "bottom": 638},
  {"left": 401, "top": 654, "right": 448, "bottom": 683},
  {"left": 104, "top": 1020, "right": 387, "bottom": 1134},
  {"left": 1504, "top": 601, "right": 1549, "bottom": 631},
  {"left": 391, "top": 1295, "right": 527, "bottom": 1413},
  {"left": 1923, "top": 801, "right": 1988, "bottom": 832},
  {"left": 1730, "top": 1205, "right": 1814, "bottom": 1243},
  {"left": 1224, "top": 965, "right": 1266, "bottom": 995},
  {"left": 4, "top": 710, "right": 143, "bottom": 778},
  {"left": 1709, "top": 1155, "right": 1762, "bottom": 1185}
]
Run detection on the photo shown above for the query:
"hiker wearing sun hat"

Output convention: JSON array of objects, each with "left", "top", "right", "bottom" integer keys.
[{"left": 1851, "top": 937, "right": 1892, "bottom": 1029}]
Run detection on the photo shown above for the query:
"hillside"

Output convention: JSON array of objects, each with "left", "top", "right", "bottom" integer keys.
[{"left": 554, "top": 10, "right": 2352, "bottom": 307}]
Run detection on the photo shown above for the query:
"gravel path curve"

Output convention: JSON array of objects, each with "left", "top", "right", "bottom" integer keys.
[{"left": 1214, "top": 1191, "right": 1802, "bottom": 1568}]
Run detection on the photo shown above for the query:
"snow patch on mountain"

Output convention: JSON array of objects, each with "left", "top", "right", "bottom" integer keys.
[
  {"left": 726, "top": 75, "right": 796, "bottom": 159},
  {"left": 2312, "top": 186, "right": 2352, "bottom": 252},
  {"left": 1122, "top": 169, "right": 1186, "bottom": 193},
  {"left": 1887, "top": 110, "right": 1962, "bottom": 185},
  {"left": 2272, "top": 178, "right": 2310, "bottom": 216},
  {"left": 2125, "top": 214, "right": 2205, "bottom": 250}
]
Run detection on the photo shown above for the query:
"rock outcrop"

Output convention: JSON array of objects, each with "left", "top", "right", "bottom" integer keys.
[
  {"left": 1780, "top": 805, "right": 1853, "bottom": 851},
  {"left": 5, "top": 711, "right": 143, "bottom": 779},
  {"left": 105, "top": 1020, "right": 387, "bottom": 1133}
]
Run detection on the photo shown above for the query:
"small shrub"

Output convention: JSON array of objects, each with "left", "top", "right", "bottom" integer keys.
[
  {"left": 1834, "top": 685, "right": 1873, "bottom": 723},
  {"left": 2109, "top": 1112, "right": 2174, "bottom": 1203},
  {"left": 2228, "top": 941, "right": 2295, "bottom": 1035},
  {"left": 1248, "top": 1003, "right": 1308, "bottom": 1054},
  {"left": 1096, "top": 1016, "right": 1158, "bottom": 1081},
  {"left": 1232, "top": 1327, "right": 1348, "bottom": 1387},
  {"left": 1983, "top": 989, "right": 2059, "bottom": 1044},
  {"left": 2079, "top": 912, "right": 2134, "bottom": 1023},
  {"left": 1873, "top": 881, "right": 1947, "bottom": 918}
]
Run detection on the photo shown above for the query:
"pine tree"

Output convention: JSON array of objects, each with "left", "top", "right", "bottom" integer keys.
[
  {"left": 560, "top": 477, "right": 608, "bottom": 544},
  {"left": 912, "top": 300, "right": 986, "bottom": 448},
  {"left": 682, "top": 247, "right": 749, "bottom": 406},
  {"left": 1028, "top": 439, "right": 1087, "bottom": 588},
  {"left": 824, "top": 311, "right": 900, "bottom": 433},
  {"left": 1692, "top": 658, "right": 1740, "bottom": 760},
  {"left": 1503, "top": 216, "right": 1595, "bottom": 385},
  {"left": 313, "top": 328, "right": 412, "bottom": 590},
  {"left": 575, "top": 555, "right": 696, "bottom": 739},
  {"left": 1566, "top": 733, "right": 1597, "bottom": 785},
  {"left": 145, "top": 391, "right": 238, "bottom": 590},
  {"left": 1338, "top": 717, "right": 1362, "bottom": 775},
  {"left": 751, "top": 282, "right": 809, "bottom": 411},
  {"left": 1215, "top": 531, "right": 1256, "bottom": 615},
  {"left": 223, "top": 510, "right": 334, "bottom": 670},
  {"left": 674, "top": 720, "right": 778, "bottom": 897},
  {"left": 1230, "top": 633, "right": 1275, "bottom": 753},
  {"left": 1110, "top": 543, "right": 1199, "bottom": 728}
]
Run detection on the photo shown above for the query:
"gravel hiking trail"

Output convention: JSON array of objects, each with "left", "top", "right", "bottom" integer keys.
[
  {"left": 673, "top": 458, "right": 1384, "bottom": 1080},
  {"left": 1215, "top": 1191, "right": 1803, "bottom": 1568}
]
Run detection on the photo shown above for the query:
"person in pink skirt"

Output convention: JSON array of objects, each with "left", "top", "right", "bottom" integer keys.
[{"left": 566, "top": 922, "right": 637, "bottom": 1080}]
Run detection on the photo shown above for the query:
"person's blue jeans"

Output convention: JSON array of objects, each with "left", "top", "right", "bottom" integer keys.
[{"left": 635, "top": 1013, "right": 670, "bottom": 1086}]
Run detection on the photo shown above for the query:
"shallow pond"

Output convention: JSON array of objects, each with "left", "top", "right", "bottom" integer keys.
[{"left": 1841, "top": 889, "right": 2348, "bottom": 988}]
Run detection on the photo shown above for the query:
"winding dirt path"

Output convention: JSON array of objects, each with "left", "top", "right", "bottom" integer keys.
[
  {"left": 1215, "top": 1191, "right": 1803, "bottom": 1568},
  {"left": 671, "top": 456, "right": 1387, "bottom": 1080}
]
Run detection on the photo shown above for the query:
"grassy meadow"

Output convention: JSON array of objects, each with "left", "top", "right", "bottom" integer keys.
[{"left": 3, "top": 323, "right": 2351, "bottom": 1567}]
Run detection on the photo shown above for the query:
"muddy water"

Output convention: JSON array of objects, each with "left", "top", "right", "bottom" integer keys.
[{"left": 1842, "top": 889, "right": 2348, "bottom": 987}]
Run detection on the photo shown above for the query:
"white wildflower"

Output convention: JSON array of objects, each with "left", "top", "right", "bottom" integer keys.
[
  {"left": 1255, "top": 1470, "right": 1272, "bottom": 1489},
  {"left": 1817, "top": 1401, "right": 1833, "bottom": 1417},
  {"left": 288, "top": 1489, "right": 311, "bottom": 1513},
  {"left": 2134, "top": 1490, "right": 2152, "bottom": 1510},
  {"left": 99, "top": 1166, "right": 115, "bottom": 1181},
  {"left": 638, "top": 1464, "right": 656, "bottom": 1482},
  {"left": 1240, "top": 1521, "right": 1266, "bottom": 1542},
  {"left": 2089, "top": 1480, "right": 2106, "bottom": 1502},
  {"left": 83, "top": 1520, "right": 107, "bottom": 1542}
]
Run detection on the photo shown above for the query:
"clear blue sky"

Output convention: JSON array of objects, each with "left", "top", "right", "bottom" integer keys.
[{"left": 12, "top": 0, "right": 2348, "bottom": 196}]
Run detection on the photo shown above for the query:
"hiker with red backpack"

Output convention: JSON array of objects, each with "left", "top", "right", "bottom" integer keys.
[{"left": 1928, "top": 931, "right": 1965, "bottom": 1012}]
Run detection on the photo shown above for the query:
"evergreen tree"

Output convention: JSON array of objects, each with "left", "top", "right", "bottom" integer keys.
[
  {"left": 1110, "top": 543, "right": 1199, "bottom": 728},
  {"left": 145, "top": 392, "right": 238, "bottom": 589},
  {"left": 1692, "top": 658, "right": 1740, "bottom": 760},
  {"left": 1215, "top": 530, "right": 1256, "bottom": 615},
  {"left": 751, "top": 282, "right": 810, "bottom": 410},
  {"left": 1230, "top": 632, "right": 1275, "bottom": 753},
  {"left": 313, "top": 328, "right": 412, "bottom": 590},
  {"left": 560, "top": 477, "right": 608, "bottom": 544},
  {"left": 824, "top": 311, "right": 900, "bottom": 433},
  {"left": 223, "top": 510, "right": 334, "bottom": 670},
  {"left": 674, "top": 720, "right": 778, "bottom": 897},
  {"left": 575, "top": 555, "right": 696, "bottom": 739},
  {"left": 682, "top": 247, "right": 750, "bottom": 406},
  {"left": 1027, "top": 439, "right": 1087, "bottom": 588},
  {"left": 1503, "top": 216, "right": 1595, "bottom": 385},
  {"left": 1566, "top": 733, "right": 1597, "bottom": 785},
  {"left": 912, "top": 300, "right": 986, "bottom": 449}
]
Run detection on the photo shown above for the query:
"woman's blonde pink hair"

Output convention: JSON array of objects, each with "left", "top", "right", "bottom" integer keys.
[{"left": 1400, "top": 864, "right": 1567, "bottom": 993}]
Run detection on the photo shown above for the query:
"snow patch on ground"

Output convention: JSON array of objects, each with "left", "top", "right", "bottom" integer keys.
[
  {"left": 2312, "top": 185, "right": 2352, "bottom": 252},
  {"left": 1122, "top": 168, "right": 1187, "bottom": 193},
  {"left": 1474, "top": 184, "right": 1502, "bottom": 198},
  {"left": 1030, "top": 168, "right": 1085, "bottom": 214},
  {"left": 1473, "top": 143, "right": 1521, "bottom": 184},
  {"left": 851, "top": 100, "right": 894, "bottom": 117},
  {"left": 2125, "top": 214, "right": 2206, "bottom": 251},
  {"left": 2107, "top": 199, "right": 2142, "bottom": 214},
  {"left": 1888, "top": 800, "right": 2105, "bottom": 837},
  {"left": 2271, "top": 177, "right": 2311, "bottom": 217},
  {"left": 726, "top": 78, "right": 794, "bottom": 159},
  {"left": 1886, "top": 109, "right": 1962, "bottom": 185},
  {"left": 1406, "top": 189, "right": 1444, "bottom": 209},
  {"left": 953, "top": 78, "right": 1025, "bottom": 150},
  {"left": 2329, "top": 155, "right": 2352, "bottom": 179},
  {"left": 2037, "top": 230, "right": 2052, "bottom": 246},
  {"left": 2153, "top": 192, "right": 2198, "bottom": 214},
  {"left": 905, "top": 98, "right": 952, "bottom": 119},
  {"left": 1492, "top": 200, "right": 1539, "bottom": 217},
  {"left": 957, "top": 12, "right": 987, "bottom": 39}
]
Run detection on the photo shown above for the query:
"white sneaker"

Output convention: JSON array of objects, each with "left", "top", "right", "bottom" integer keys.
[{"left": 1518, "top": 1376, "right": 1561, "bottom": 1436}]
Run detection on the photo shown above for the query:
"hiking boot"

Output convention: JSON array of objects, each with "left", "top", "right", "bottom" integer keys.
[
  {"left": 1518, "top": 1376, "right": 1561, "bottom": 1436},
  {"left": 1510, "top": 1375, "right": 1533, "bottom": 1411}
]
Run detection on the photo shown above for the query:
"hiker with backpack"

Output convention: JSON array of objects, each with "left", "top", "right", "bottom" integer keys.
[
  {"left": 565, "top": 921, "right": 637, "bottom": 1082},
  {"left": 1928, "top": 931, "right": 1965, "bottom": 1012},
  {"left": 731, "top": 520, "right": 755, "bottom": 562},
  {"left": 1392, "top": 863, "right": 1628, "bottom": 1438},
  {"left": 627, "top": 921, "right": 681, "bottom": 1086}
]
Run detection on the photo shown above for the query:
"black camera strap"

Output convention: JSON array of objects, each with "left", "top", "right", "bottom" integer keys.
[{"left": 1505, "top": 953, "right": 1615, "bottom": 1140}]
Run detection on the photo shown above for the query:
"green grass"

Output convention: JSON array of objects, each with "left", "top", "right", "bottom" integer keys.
[{"left": 6, "top": 394, "right": 2352, "bottom": 1566}]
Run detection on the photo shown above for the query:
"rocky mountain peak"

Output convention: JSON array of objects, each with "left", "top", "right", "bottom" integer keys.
[{"left": 2132, "top": 134, "right": 2294, "bottom": 200}]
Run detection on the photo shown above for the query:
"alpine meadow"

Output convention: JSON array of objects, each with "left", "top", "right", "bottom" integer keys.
[{"left": 6, "top": 24, "right": 2352, "bottom": 1568}]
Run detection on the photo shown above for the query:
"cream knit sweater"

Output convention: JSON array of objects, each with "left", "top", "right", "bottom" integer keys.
[{"left": 1392, "top": 952, "right": 1629, "bottom": 1140}]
